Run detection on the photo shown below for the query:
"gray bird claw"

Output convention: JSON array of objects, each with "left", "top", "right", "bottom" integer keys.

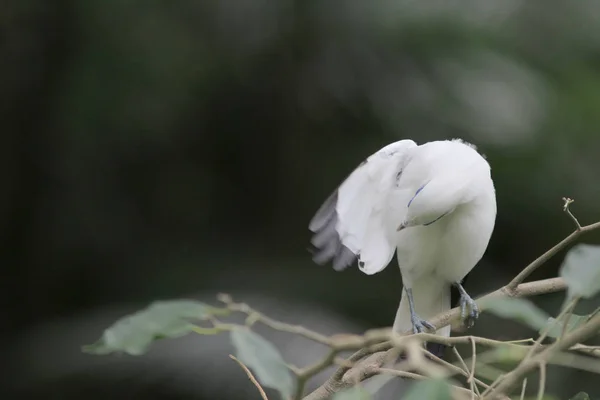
[
  {"left": 411, "top": 316, "right": 436, "bottom": 334},
  {"left": 459, "top": 294, "right": 479, "bottom": 328}
]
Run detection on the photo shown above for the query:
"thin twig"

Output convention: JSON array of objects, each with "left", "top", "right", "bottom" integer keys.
[
  {"left": 524, "top": 296, "right": 578, "bottom": 361},
  {"left": 484, "top": 314, "right": 600, "bottom": 399},
  {"left": 293, "top": 349, "right": 337, "bottom": 400},
  {"left": 376, "top": 368, "right": 475, "bottom": 399},
  {"left": 505, "top": 338, "right": 536, "bottom": 345},
  {"left": 460, "top": 344, "right": 600, "bottom": 377},
  {"left": 229, "top": 354, "right": 269, "bottom": 400},
  {"left": 468, "top": 337, "right": 477, "bottom": 385},
  {"left": 415, "top": 333, "right": 531, "bottom": 349},
  {"left": 480, "top": 374, "right": 506, "bottom": 398},
  {"left": 547, "top": 351, "right": 600, "bottom": 374},
  {"left": 507, "top": 199, "right": 600, "bottom": 291},
  {"left": 469, "top": 337, "right": 478, "bottom": 399},
  {"left": 586, "top": 306, "right": 600, "bottom": 321},
  {"left": 450, "top": 343, "right": 480, "bottom": 399},
  {"left": 562, "top": 197, "right": 581, "bottom": 230},
  {"left": 218, "top": 295, "right": 332, "bottom": 345},
  {"left": 571, "top": 344, "right": 600, "bottom": 357},
  {"left": 519, "top": 378, "right": 527, "bottom": 400},
  {"left": 429, "top": 351, "right": 492, "bottom": 394},
  {"left": 537, "top": 362, "right": 546, "bottom": 400},
  {"left": 559, "top": 297, "right": 579, "bottom": 341},
  {"left": 452, "top": 346, "right": 472, "bottom": 376},
  {"left": 375, "top": 367, "right": 426, "bottom": 381},
  {"left": 303, "top": 278, "right": 567, "bottom": 400},
  {"left": 452, "top": 346, "right": 477, "bottom": 395},
  {"left": 404, "top": 339, "right": 447, "bottom": 378},
  {"left": 297, "top": 349, "right": 337, "bottom": 378}
]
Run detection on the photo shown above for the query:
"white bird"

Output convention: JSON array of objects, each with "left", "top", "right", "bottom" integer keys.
[{"left": 309, "top": 138, "right": 496, "bottom": 352}]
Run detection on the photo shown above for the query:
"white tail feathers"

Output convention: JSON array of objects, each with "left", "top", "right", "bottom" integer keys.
[{"left": 393, "top": 276, "right": 451, "bottom": 337}]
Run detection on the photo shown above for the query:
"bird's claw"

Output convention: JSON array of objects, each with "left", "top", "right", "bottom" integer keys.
[
  {"left": 459, "top": 294, "right": 479, "bottom": 328},
  {"left": 411, "top": 315, "right": 436, "bottom": 334}
]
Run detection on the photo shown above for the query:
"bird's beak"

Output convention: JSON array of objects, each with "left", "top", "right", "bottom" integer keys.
[{"left": 397, "top": 222, "right": 407, "bottom": 231}]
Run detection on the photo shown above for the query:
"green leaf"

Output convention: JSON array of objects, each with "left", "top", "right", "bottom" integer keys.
[
  {"left": 540, "top": 313, "right": 589, "bottom": 339},
  {"left": 230, "top": 327, "right": 295, "bottom": 400},
  {"left": 332, "top": 387, "right": 372, "bottom": 400},
  {"left": 402, "top": 378, "right": 451, "bottom": 400},
  {"left": 569, "top": 392, "right": 590, "bottom": 400},
  {"left": 481, "top": 297, "right": 549, "bottom": 330},
  {"left": 83, "top": 300, "right": 217, "bottom": 355},
  {"left": 560, "top": 243, "right": 600, "bottom": 299}
]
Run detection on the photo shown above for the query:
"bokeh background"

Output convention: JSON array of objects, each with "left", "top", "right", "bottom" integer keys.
[{"left": 3, "top": 1, "right": 600, "bottom": 399}]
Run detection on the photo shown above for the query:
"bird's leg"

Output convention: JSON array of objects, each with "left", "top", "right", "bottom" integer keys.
[
  {"left": 453, "top": 282, "right": 479, "bottom": 328},
  {"left": 405, "top": 287, "right": 436, "bottom": 334}
]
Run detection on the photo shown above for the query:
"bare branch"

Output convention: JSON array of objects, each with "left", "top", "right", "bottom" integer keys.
[
  {"left": 562, "top": 197, "right": 581, "bottom": 230},
  {"left": 468, "top": 337, "right": 478, "bottom": 399},
  {"left": 452, "top": 346, "right": 471, "bottom": 377},
  {"left": 229, "top": 354, "right": 270, "bottom": 400},
  {"left": 366, "top": 277, "right": 566, "bottom": 346},
  {"left": 548, "top": 351, "right": 600, "bottom": 374},
  {"left": 375, "top": 367, "right": 426, "bottom": 381},
  {"left": 507, "top": 199, "right": 600, "bottom": 290},
  {"left": 218, "top": 295, "right": 332, "bottom": 346},
  {"left": 484, "top": 314, "right": 600, "bottom": 399},
  {"left": 217, "top": 277, "right": 570, "bottom": 400},
  {"left": 536, "top": 362, "right": 546, "bottom": 400},
  {"left": 430, "top": 350, "right": 492, "bottom": 395},
  {"left": 570, "top": 344, "right": 600, "bottom": 358},
  {"left": 293, "top": 349, "right": 336, "bottom": 400},
  {"left": 376, "top": 368, "right": 475, "bottom": 399},
  {"left": 451, "top": 346, "right": 480, "bottom": 398},
  {"left": 217, "top": 199, "right": 600, "bottom": 400},
  {"left": 523, "top": 296, "right": 579, "bottom": 361},
  {"left": 303, "top": 278, "right": 567, "bottom": 400},
  {"left": 519, "top": 378, "right": 527, "bottom": 400}
]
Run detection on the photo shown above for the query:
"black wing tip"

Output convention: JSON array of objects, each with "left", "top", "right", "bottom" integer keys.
[
  {"left": 308, "top": 189, "right": 357, "bottom": 271},
  {"left": 308, "top": 189, "right": 339, "bottom": 233},
  {"left": 332, "top": 245, "right": 357, "bottom": 271},
  {"left": 308, "top": 240, "right": 357, "bottom": 271}
]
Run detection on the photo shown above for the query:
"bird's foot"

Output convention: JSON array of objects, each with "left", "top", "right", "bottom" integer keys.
[
  {"left": 410, "top": 314, "right": 436, "bottom": 334},
  {"left": 459, "top": 293, "right": 479, "bottom": 328}
]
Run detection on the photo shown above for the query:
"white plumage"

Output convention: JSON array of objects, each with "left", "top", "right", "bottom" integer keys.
[{"left": 309, "top": 138, "right": 496, "bottom": 347}]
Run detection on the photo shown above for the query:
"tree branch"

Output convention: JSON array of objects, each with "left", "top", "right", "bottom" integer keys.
[
  {"left": 229, "top": 354, "right": 270, "bottom": 400},
  {"left": 376, "top": 368, "right": 475, "bottom": 399},
  {"left": 216, "top": 199, "right": 600, "bottom": 400},
  {"left": 302, "top": 277, "right": 567, "bottom": 400},
  {"left": 483, "top": 314, "right": 600, "bottom": 399},
  {"left": 216, "top": 275, "right": 570, "bottom": 400},
  {"left": 218, "top": 293, "right": 332, "bottom": 345},
  {"left": 506, "top": 199, "right": 600, "bottom": 291}
]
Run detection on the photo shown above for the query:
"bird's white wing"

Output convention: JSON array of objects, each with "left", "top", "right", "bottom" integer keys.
[{"left": 309, "top": 140, "right": 417, "bottom": 274}]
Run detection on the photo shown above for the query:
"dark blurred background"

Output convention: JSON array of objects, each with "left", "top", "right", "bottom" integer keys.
[{"left": 3, "top": 1, "right": 600, "bottom": 399}]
